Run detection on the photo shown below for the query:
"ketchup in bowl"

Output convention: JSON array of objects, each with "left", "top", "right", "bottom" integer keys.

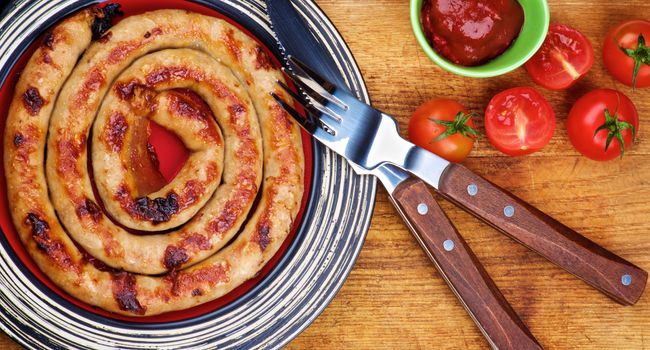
[{"left": 421, "top": 0, "right": 524, "bottom": 66}]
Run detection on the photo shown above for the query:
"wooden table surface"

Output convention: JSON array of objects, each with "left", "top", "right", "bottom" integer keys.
[{"left": 2, "top": 0, "right": 650, "bottom": 349}]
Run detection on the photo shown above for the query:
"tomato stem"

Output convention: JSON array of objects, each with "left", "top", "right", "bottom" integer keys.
[
  {"left": 593, "top": 107, "right": 636, "bottom": 159},
  {"left": 618, "top": 33, "right": 650, "bottom": 89},
  {"left": 429, "top": 112, "right": 481, "bottom": 143}
]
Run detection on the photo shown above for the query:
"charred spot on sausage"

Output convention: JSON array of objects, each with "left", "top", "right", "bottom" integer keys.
[
  {"left": 111, "top": 271, "right": 145, "bottom": 314},
  {"left": 254, "top": 46, "right": 274, "bottom": 70},
  {"left": 164, "top": 246, "right": 189, "bottom": 270},
  {"left": 91, "top": 3, "right": 123, "bottom": 40},
  {"left": 77, "top": 198, "right": 102, "bottom": 222},
  {"left": 114, "top": 80, "right": 141, "bottom": 100},
  {"left": 42, "top": 32, "right": 54, "bottom": 49},
  {"left": 257, "top": 224, "right": 271, "bottom": 251},
  {"left": 228, "top": 104, "right": 246, "bottom": 117},
  {"left": 105, "top": 112, "right": 128, "bottom": 152},
  {"left": 42, "top": 52, "right": 53, "bottom": 65},
  {"left": 26, "top": 213, "right": 50, "bottom": 238},
  {"left": 13, "top": 133, "right": 25, "bottom": 147},
  {"left": 134, "top": 193, "right": 179, "bottom": 224},
  {"left": 22, "top": 87, "right": 44, "bottom": 116}
]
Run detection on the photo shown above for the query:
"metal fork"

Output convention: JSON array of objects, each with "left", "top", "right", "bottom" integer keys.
[
  {"left": 272, "top": 56, "right": 647, "bottom": 309},
  {"left": 272, "top": 55, "right": 450, "bottom": 189},
  {"left": 273, "top": 56, "right": 545, "bottom": 350}
]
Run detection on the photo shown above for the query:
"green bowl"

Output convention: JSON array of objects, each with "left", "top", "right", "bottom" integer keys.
[{"left": 410, "top": 0, "right": 550, "bottom": 78}]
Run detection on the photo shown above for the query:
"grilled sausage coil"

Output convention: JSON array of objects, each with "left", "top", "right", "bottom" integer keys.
[{"left": 3, "top": 6, "right": 304, "bottom": 316}]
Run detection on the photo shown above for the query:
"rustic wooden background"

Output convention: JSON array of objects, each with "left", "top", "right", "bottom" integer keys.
[
  {"left": 284, "top": 0, "right": 650, "bottom": 349},
  {"left": 2, "top": 0, "right": 650, "bottom": 349}
]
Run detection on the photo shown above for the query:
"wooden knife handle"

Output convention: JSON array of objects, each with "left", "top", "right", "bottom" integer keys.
[
  {"left": 438, "top": 163, "right": 648, "bottom": 305},
  {"left": 392, "top": 178, "right": 543, "bottom": 350}
]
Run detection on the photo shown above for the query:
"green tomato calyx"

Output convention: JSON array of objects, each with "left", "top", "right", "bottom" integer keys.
[
  {"left": 593, "top": 107, "right": 636, "bottom": 159},
  {"left": 429, "top": 111, "right": 481, "bottom": 144},
  {"left": 619, "top": 33, "right": 650, "bottom": 89}
]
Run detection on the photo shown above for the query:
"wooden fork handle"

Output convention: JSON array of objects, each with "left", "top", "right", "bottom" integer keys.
[
  {"left": 392, "top": 178, "right": 543, "bottom": 350},
  {"left": 437, "top": 163, "right": 648, "bottom": 305}
]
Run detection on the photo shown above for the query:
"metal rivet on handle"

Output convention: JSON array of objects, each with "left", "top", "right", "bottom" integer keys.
[
  {"left": 467, "top": 183, "right": 478, "bottom": 196},
  {"left": 417, "top": 203, "right": 428, "bottom": 215},
  {"left": 443, "top": 239, "right": 455, "bottom": 251},
  {"left": 504, "top": 205, "right": 515, "bottom": 217},
  {"left": 622, "top": 274, "right": 632, "bottom": 286}
]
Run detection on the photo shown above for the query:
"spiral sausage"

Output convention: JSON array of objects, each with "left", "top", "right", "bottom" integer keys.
[{"left": 3, "top": 6, "right": 304, "bottom": 316}]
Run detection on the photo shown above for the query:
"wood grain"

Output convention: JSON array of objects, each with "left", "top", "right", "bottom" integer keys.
[
  {"left": 2, "top": 0, "right": 650, "bottom": 349},
  {"left": 393, "top": 178, "right": 542, "bottom": 349},
  {"left": 438, "top": 163, "right": 647, "bottom": 306},
  {"left": 284, "top": 1, "right": 650, "bottom": 349}
]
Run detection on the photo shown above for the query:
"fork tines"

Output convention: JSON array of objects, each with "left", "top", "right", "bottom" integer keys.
[
  {"left": 278, "top": 71, "right": 342, "bottom": 124},
  {"left": 285, "top": 56, "right": 348, "bottom": 112},
  {"left": 270, "top": 91, "right": 319, "bottom": 132},
  {"left": 272, "top": 56, "right": 350, "bottom": 135}
]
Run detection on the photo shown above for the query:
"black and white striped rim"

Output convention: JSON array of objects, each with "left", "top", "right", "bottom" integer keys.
[{"left": 0, "top": 0, "right": 376, "bottom": 348}]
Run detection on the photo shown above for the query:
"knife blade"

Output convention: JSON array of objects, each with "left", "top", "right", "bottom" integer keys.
[{"left": 266, "top": 1, "right": 543, "bottom": 349}]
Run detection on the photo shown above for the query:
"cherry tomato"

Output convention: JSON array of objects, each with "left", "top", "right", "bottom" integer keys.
[
  {"left": 484, "top": 87, "right": 555, "bottom": 156},
  {"left": 408, "top": 99, "right": 479, "bottom": 163},
  {"left": 603, "top": 20, "right": 650, "bottom": 89},
  {"left": 524, "top": 24, "right": 594, "bottom": 90},
  {"left": 567, "top": 89, "right": 638, "bottom": 161}
]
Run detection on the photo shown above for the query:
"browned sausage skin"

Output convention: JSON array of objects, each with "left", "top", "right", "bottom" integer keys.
[{"left": 4, "top": 6, "right": 303, "bottom": 316}]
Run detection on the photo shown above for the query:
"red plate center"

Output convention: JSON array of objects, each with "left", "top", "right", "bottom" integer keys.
[{"left": 149, "top": 120, "right": 189, "bottom": 184}]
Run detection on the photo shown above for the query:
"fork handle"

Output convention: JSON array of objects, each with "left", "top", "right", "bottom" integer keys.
[
  {"left": 437, "top": 163, "right": 648, "bottom": 305},
  {"left": 391, "top": 178, "right": 542, "bottom": 350}
]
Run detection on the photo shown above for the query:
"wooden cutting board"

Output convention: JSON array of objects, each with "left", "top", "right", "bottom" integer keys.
[{"left": 1, "top": 0, "right": 649, "bottom": 349}]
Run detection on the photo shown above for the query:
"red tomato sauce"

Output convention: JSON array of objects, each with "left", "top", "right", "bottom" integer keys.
[{"left": 421, "top": 0, "right": 524, "bottom": 66}]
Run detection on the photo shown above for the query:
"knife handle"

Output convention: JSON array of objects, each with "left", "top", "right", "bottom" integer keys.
[
  {"left": 437, "top": 163, "right": 648, "bottom": 305},
  {"left": 392, "top": 178, "right": 543, "bottom": 350}
]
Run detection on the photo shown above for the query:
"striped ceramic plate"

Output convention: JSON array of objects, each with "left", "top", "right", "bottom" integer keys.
[{"left": 0, "top": 0, "right": 376, "bottom": 348}]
